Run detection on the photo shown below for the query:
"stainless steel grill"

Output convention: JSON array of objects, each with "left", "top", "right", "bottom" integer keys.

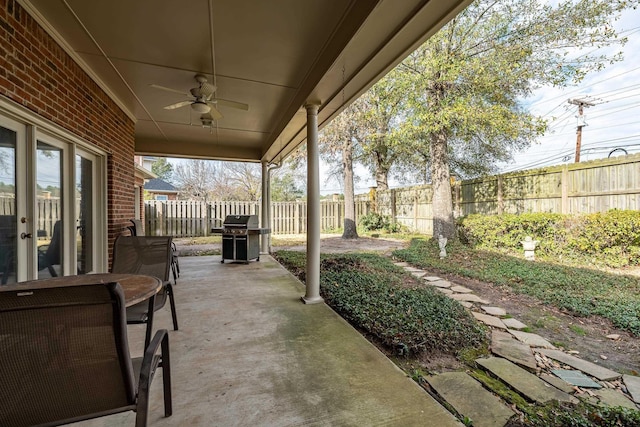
[{"left": 211, "top": 215, "right": 269, "bottom": 263}]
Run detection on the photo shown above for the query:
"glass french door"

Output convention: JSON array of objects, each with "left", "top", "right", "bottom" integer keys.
[
  {"left": 0, "top": 115, "right": 104, "bottom": 283},
  {"left": 0, "top": 119, "right": 20, "bottom": 284}
]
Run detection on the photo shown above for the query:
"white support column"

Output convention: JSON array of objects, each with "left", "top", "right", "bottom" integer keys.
[
  {"left": 302, "top": 103, "right": 323, "bottom": 304},
  {"left": 261, "top": 160, "right": 269, "bottom": 253}
]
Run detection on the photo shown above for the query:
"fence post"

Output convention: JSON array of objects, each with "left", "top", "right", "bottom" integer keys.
[
  {"left": 561, "top": 165, "right": 569, "bottom": 214},
  {"left": 203, "top": 202, "right": 209, "bottom": 236},
  {"left": 390, "top": 189, "right": 397, "bottom": 225},
  {"left": 413, "top": 191, "right": 418, "bottom": 231}
]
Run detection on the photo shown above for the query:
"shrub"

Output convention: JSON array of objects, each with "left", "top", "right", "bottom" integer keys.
[
  {"left": 359, "top": 212, "right": 388, "bottom": 231},
  {"left": 359, "top": 212, "right": 405, "bottom": 233},
  {"left": 273, "top": 251, "right": 487, "bottom": 356},
  {"left": 457, "top": 210, "right": 640, "bottom": 268}
]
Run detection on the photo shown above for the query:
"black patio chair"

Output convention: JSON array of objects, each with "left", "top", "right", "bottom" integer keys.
[
  {"left": 37, "top": 220, "right": 62, "bottom": 277},
  {"left": 0, "top": 214, "right": 16, "bottom": 285},
  {"left": 112, "top": 235, "right": 179, "bottom": 350},
  {"left": 0, "top": 281, "right": 172, "bottom": 427},
  {"left": 129, "top": 219, "right": 180, "bottom": 282}
]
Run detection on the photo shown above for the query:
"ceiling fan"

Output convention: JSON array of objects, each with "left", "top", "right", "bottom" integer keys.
[{"left": 151, "top": 74, "right": 248, "bottom": 120}]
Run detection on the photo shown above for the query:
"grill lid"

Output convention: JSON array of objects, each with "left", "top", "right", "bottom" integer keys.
[{"left": 223, "top": 215, "right": 258, "bottom": 228}]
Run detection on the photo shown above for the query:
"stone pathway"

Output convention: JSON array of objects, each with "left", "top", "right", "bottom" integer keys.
[{"left": 393, "top": 261, "right": 640, "bottom": 426}]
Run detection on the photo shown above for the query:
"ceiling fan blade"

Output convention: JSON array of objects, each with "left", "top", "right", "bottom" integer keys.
[
  {"left": 208, "top": 104, "right": 224, "bottom": 120},
  {"left": 164, "top": 100, "right": 192, "bottom": 110},
  {"left": 214, "top": 98, "right": 249, "bottom": 111},
  {"left": 150, "top": 84, "right": 189, "bottom": 96}
]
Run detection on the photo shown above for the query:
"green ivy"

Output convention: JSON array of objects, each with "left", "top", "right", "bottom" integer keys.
[{"left": 273, "top": 251, "right": 487, "bottom": 356}]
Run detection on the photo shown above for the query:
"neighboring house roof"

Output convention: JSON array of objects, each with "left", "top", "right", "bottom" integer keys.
[{"left": 145, "top": 178, "right": 178, "bottom": 193}]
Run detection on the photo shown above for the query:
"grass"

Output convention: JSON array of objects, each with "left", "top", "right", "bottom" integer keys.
[
  {"left": 392, "top": 238, "right": 640, "bottom": 336},
  {"left": 569, "top": 324, "right": 587, "bottom": 336}
]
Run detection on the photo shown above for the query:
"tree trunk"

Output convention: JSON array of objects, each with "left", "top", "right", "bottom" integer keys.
[
  {"left": 342, "top": 138, "right": 359, "bottom": 239},
  {"left": 430, "top": 129, "right": 455, "bottom": 240},
  {"left": 374, "top": 151, "right": 389, "bottom": 191}
]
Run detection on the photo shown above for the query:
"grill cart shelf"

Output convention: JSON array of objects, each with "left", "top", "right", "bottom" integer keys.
[{"left": 211, "top": 215, "right": 270, "bottom": 263}]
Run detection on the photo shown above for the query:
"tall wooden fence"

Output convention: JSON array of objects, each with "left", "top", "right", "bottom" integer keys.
[
  {"left": 365, "top": 153, "right": 640, "bottom": 234},
  {"left": 144, "top": 199, "right": 371, "bottom": 237},
  {"left": 458, "top": 154, "right": 640, "bottom": 215}
]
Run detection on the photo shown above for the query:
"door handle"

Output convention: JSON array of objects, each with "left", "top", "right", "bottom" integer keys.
[{"left": 20, "top": 232, "right": 32, "bottom": 239}]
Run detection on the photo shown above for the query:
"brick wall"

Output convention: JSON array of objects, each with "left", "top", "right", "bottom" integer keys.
[{"left": 0, "top": 0, "right": 136, "bottom": 263}]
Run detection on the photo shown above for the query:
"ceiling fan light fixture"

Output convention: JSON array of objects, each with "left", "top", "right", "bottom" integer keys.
[{"left": 191, "top": 101, "right": 211, "bottom": 114}]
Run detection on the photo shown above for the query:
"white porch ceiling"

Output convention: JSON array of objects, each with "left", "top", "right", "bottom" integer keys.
[{"left": 21, "top": 0, "right": 472, "bottom": 164}]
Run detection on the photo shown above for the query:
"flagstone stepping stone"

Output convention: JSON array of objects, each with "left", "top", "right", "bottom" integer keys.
[
  {"left": 508, "top": 330, "right": 556, "bottom": 349},
  {"left": 476, "top": 357, "right": 575, "bottom": 404},
  {"left": 437, "top": 288, "right": 453, "bottom": 295},
  {"left": 482, "top": 306, "right": 507, "bottom": 316},
  {"left": 403, "top": 267, "right": 424, "bottom": 272},
  {"left": 540, "top": 374, "right": 576, "bottom": 394},
  {"left": 427, "top": 372, "right": 515, "bottom": 427},
  {"left": 472, "top": 312, "right": 507, "bottom": 330},
  {"left": 429, "top": 280, "right": 452, "bottom": 288},
  {"left": 393, "top": 262, "right": 409, "bottom": 267},
  {"left": 502, "top": 318, "right": 528, "bottom": 330},
  {"left": 491, "top": 330, "right": 536, "bottom": 370},
  {"left": 551, "top": 369, "right": 602, "bottom": 388},
  {"left": 538, "top": 349, "right": 621, "bottom": 381},
  {"left": 424, "top": 276, "right": 443, "bottom": 282},
  {"left": 458, "top": 301, "right": 473, "bottom": 309},
  {"left": 593, "top": 389, "right": 638, "bottom": 410},
  {"left": 623, "top": 375, "right": 640, "bottom": 404},
  {"left": 411, "top": 271, "right": 427, "bottom": 278},
  {"left": 451, "top": 285, "right": 472, "bottom": 293},
  {"left": 450, "top": 293, "right": 490, "bottom": 304}
]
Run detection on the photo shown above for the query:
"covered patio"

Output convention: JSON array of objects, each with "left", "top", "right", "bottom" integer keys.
[
  {"left": 71, "top": 255, "right": 461, "bottom": 426},
  {"left": 1, "top": 1, "right": 473, "bottom": 424}
]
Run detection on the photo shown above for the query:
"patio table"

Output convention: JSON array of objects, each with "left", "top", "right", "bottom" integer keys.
[{"left": 1, "top": 273, "right": 162, "bottom": 307}]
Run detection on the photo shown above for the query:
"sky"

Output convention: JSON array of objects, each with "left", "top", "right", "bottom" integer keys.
[{"left": 492, "top": 8, "right": 640, "bottom": 173}]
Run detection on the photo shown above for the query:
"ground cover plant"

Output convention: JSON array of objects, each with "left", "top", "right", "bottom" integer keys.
[
  {"left": 273, "top": 251, "right": 487, "bottom": 356},
  {"left": 392, "top": 238, "right": 640, "bottom": 336}
]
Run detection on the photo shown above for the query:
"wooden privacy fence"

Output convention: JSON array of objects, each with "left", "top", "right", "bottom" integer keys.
[
  {"left": 459, "top": 154, "right": 640, "bottom": 215},
  {"left": 370, "top": 153, "right": 640, "bottom": 234},
  {"left": 144, "top": 199, "right": 371, "bottom": 237}
]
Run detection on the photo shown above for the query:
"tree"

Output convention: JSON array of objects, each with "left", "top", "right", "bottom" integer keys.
[
  {"left": 399, "top": 0, "right": 635, "bottom": 239},
  {"left": 151, "top": 158, "right": 174, "bottom": 182},
  {"left": 173, "top": 159, "right": 219, "bottom": 201},
  {"left": 357, "top": 69, "right": 420, "bottom": 190},
  {"left": 271, "top": 163, "right": 305, "bottom": 202},
  {"left": 219, "top": 162, "right": 262, "bottom": 201},
  {"left": 319, "top": 99, "right": 366, "bottom": 239}
]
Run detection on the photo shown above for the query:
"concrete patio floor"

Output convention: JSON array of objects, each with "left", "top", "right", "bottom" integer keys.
[{"left": 73, "top": 255, "right": 461, "bottom": 426}]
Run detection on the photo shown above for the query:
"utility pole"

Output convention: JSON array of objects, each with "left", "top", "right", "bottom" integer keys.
[{"left": 568, "top": 98, "right": 595, "bottom": 163}]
